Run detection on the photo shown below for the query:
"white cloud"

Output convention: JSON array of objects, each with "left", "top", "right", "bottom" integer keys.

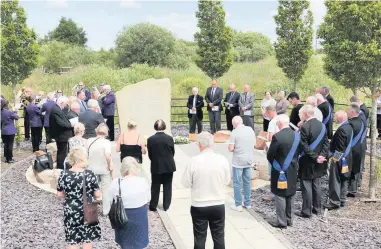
[
  {"left": 147, "top": 13, "right": 197, "bottom": 41},
  {"left": 120, "top": 0, "right": 141, "bottom": 9},
  {"left": 47, "top": 0, "right": 68, "bottom": 9}
]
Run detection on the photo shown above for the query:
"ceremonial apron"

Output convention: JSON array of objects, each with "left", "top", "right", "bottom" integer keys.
[{"left": 332, "top": 121, "right": 353, "bottom": 174}]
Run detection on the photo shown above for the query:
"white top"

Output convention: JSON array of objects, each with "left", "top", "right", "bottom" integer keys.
[
  {"left": 268, "top": 118, "right": 280, "bottom": 135},
  {"left": 108, "top": 176, "right": 151, "bottom": 209},
  {"left": 314, "top": 107, "right": 323, "bottom": 122},
  {"left": 261, "top": 98, "right": 277, "bottom": 120},
  {"left": 182, "top": 149, "right": 231, "bottom": 207},
  {"left": 87, "top": 137, "right": 111, "bottom": 175}
]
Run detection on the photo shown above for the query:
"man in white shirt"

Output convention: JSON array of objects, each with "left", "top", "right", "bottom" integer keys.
[{"left": 182, "top": 132, "right": 230, "bottom": 249}]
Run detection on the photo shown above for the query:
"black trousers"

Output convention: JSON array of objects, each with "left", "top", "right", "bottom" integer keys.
[
  {"left": 2, "top": 134, "right": 15, "bottom": 161},
  {"left": 377, "top": 114, "right": 381, "bottom": 138},
  {"left": 189, "top": 115, "right": 203, "bottom": 134},
  {"left": 24, "top": 110, "right": 30, "bottom": 139},
  {"left": 263, "top": 119, "right": 270, "bottom": 132},
  {"left": 275, "top": 195, "right": 294, "bottom": 227},
  {"left": 225, "top": 112, "right": 237, "bottom": 131},
  {"left": 31, "top": 127, "right": 42, "bottom": 152},
  {"left": 301, "top": 178, "right": 322, "bottom": 216},
  {"left": 191, "top": 205, "right": 225, "bottom": 249},
  {"left": 150, "top": 173, "right": 173, "bottom": 211},
  {"left": 56, "top": 141, "right": 68, "bottom": 170},
  {"left": 106, "top": 116, "right": 114, "bottom": 141},
  {"left": 44, "top": 127, "right": 53, "bottom": 144},
  {"left": 348, "top": 172, "right": 359, "bottom": 194},
  {"left": 328, "top": 162, "right": 349, "bottom": 206}
]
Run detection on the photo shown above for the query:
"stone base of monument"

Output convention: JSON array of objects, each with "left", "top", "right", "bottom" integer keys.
[
  {"left": 189, "top": 130, "right": 231, "bottom": 143},
  {"left": 25, "top": 165, "right": 61, "bottom": 194}
]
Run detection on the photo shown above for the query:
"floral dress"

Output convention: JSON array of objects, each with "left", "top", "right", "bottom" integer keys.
[{"left": 57, "top": 170, "right": 101, "bottom": 245}]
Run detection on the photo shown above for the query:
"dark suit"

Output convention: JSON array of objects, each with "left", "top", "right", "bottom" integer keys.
[
  {"left": 326, "top": 94, "right": 334, "bottom": 111},
  {"left": 41, "top": 100, "right": 55, "bottom": 144},
  {"left": 147, "top": 132, "right": 176, "bottom": 211},
  {"left": 267, "top": 128, "right": 301, "bottom": 226},
  {"left": 299, "top": 118, "right": 329, "bottom": 216},
  {"left": 26, "top": 104, "right": 42, "bottom": 152},
  {"left": 1, "top": 109, "right": 19, "bottom": 161},
  {"left": 328, "top": 122, "right": 353, "bottom": 207},
  {"left": 318, "top": 101, "right": 333, "bottom": 139},
  {"left": 79, "top": 109, "right": 105, "bottom": 139},
  {"left": 205, "top": 87, "right": 223, "bottom": 134},
  {"left": 49, "top": 104, "right": 73, "bottom": 169},
  {"left": 289, "top": 104, "right": 303, "bottom": 130},
  {"left": 66, "top": 110, "right": 79, "bottom": 120},
  {"left": 187, "top": 95, "right": 204, "bottom": 134},
  {"left": 359, "top": 103, "right": 369, "bottom": 187},
  {"left": 224, "top": 91, "right": 240, "bottom": 131},
  {"left": 348, "top": 116, "right": 365, "bottom": 194},
  {"left": 102, "top": 92, "right": 116, "bottom": 141}
]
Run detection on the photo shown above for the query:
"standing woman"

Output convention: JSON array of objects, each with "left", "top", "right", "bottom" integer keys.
[
  {"left": 57, "top": 147, "right": 101, "bottom": 249},
  {"left": 261, "top": 91, "right": 276, "bottom": 131},
  {"left": 109, "top": 157, "right": 150, "bottom": 249},
  {"left": 1, "top": 100, "right": 19, "bottom": 163},
  {"left": 275, "top": 90, "right": 290, "bottom": 115},
  {"left": 26, "top": 96, "right": 43, "bottom": 152}
]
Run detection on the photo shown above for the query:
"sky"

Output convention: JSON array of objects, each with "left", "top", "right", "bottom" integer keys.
[{"left": 20, "top": 0, "right": 327, "bottom": 50}]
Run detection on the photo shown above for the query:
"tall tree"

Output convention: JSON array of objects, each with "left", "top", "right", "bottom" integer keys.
[
  {"left": 274, "top": 0, "right": 314, "bottom": 91},
  {"left": 1, "top": 0, "right": 39, "bottom": 103},
  {"left": 318, "top": 1, "right": 381, "bottom": 200},
  {"left": 194, "top": 0, "right": 233, "bottom": 79},
  {"left": 49, "top": 17, "right": 87, "bottom": 46}
]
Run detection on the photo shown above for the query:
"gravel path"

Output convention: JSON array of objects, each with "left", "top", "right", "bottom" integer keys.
[{"left": 0, "top": 157, "right": 174, "bottom": 249}]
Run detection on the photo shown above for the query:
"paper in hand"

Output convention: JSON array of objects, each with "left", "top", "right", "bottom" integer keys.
[
  {"left": 69, "top": 117, "right": 79, "bottom": 126},
  {"left": 212, "top": 106, "right": 219, "bottom": 112}
]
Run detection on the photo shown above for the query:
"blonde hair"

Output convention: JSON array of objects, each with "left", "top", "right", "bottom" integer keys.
[
  {"left": 67, "top": 147, "right": 87, "bottom": 167},
  {"left": 127, "top": 120, "right": 137, "bottom": 130},
  {"left": 121, "top": 157, "right": 140, "bottom": 176},
  {"left": 96, "top": 123, "right": 109, "bottom": 136},
  {"left": 73, "top": 122, "right": 85, "bottom": 136}
]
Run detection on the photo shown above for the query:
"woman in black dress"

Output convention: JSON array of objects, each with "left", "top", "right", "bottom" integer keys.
[{"left": 57, "top": 147, "right": 102, "bottom": 249}]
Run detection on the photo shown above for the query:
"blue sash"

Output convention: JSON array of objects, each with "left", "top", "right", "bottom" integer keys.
[
  {"left": 359, "top": 112, "right": 367, "bottom": 144},
  {"left": 299, "top": 123, "right": 326, "bottom": 159},
  {"left": 322, "top": 104, "right": 332, "bottom": 125},
  {"left": 340, "top": 131, "right": 353, "bottom": 173},
  {"left": 272, "top": 132, "right": 300, "bottom": 189},
  {"left": 351, "top": 120, "right": 364, "bottom": 148}
]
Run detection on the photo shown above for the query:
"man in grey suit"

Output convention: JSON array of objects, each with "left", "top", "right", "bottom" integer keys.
[
  {"left": 79, "top": 99, "right": 105, "bottom": 139},
  {"left": 205, "top": 80, "right": 223, "bottom": 134},
  {"left": 77, "top": 90, "right": 88, "bottom": 114},
  {"left": 239, "top": 84, "right": 255, "bottom": 130}
]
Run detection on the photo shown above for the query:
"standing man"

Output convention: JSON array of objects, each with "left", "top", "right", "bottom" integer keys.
[
  {"left": 77, "top": 90, "right": 88, "bottom": 114},
  {"left": 41, "top": 92, "right": 56, "bottom": 144},
  {"left": 228, "top": 116, "right": 255, "bottom": 211},
  {"left": 66, "top": 102, "right": 80, "bottom": 120},
  {"left": 79, "top": 99, "right": 105, "bottom": 139},
  {"left": 287, "top": 92, "right": 303, "bottom": 130},
  {"left": 238, "top": 84, "right": 255, "bottom": 130},
  {"left": 78, "top": 81, "right": 91, "bottom": 102},
  {"left": 295, "top": 105, "right": 329, "bottom": 218},
  {"left": 187, "top": 87, "right": 204, "bottom": 134},
  {"left": 182, "top": 132, "right": 230, "bottom": 249},
  {"left": 347, "top": 103, "right": 366, "bottom": 197},
  {"left": 20, "top": 87, "right": 32, "bottom": 141},
  {"left": 275, "top": 91, "right": 290, "bottom": 115},
  {"left": 267, "top": 114, "right": 301, "bottom": 228},
  {"left": 205, "top": 80, "right": 223, "bottom": 134},
  {"left": 324, "top": 110, "right": 353, "bottom": 210},
  {"left": 305, "top": 96, "right": 323, "bottom": 123},
  {"left": 316, "top": 93, "right": 333, "bottom": 139},
  {"left": 26, "top": 96, "right": 43, "bottom": 152},
  {"left": 49, "top": 96, "right": 73, "bottom": 170},
  {"left": 101, "top": 85, "right": 116, "bottom": 141},
  {"left": 147, "top": 120, "right": 176, "bottom": 212},
  {"left": 224, "top": 84, "right": 240, "bottom": 131},
  {"left": 320, "top": 86, "right": 334, "bottom": 111}
]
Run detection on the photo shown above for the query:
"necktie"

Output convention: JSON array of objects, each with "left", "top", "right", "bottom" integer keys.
[
  {"left": 244, "top": 93, "right": 247, "bottom": 103},
  {"left": 212, "top": 88, "right": 215, "bottom": 99},
  {"left": 228, "top": 92, "right": 234, "bottom": 103}
]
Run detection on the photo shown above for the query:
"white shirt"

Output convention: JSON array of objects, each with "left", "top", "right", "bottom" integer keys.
[
  {"left": 193, "top": 95, "right": 197, "bottom": 108},
  {"left": 108, "top": 176, "right": 150, "bottom": 208},
  {"left": 268, "top": 118, "right": 280, "bottom": 135},
  {"left": 314, "top": 107, "right": 323, "bottom": 122},
  {"left": 87, "top": 137, "right": 111, "bottom": 175},
  {"left": 182, "top": 149, "right": 231, "bottom": 207}
]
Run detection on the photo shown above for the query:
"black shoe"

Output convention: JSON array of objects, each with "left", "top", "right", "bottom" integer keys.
[
  {"left": 270, "top": 222, "right": 287, "bottom": 229},
  {"left": 347, "top": 192, "right": 356, "bottom": 198},
  {"left": 24, "top": 138, "right": 30, "bottom": 141},
  {"left": 6, "top": 159, "right": 16, "bottom": 164},
  {"left": 149, "top": 207, "right": 157, "bottom": 212},
  {"left": 340, "top": 202, "right": 346, "bottom": 207},
  {"left": 294, "top": 211, "right": 311, "bottom": 218},
  {"left": 287, "top": 221, "right": 293, "bottom": 227},
  {"left": 312, "top": 210, "right": 322, "bottom": 216},
  {"left": 323, "top": 203, "right": 340, "bottom": 210}
]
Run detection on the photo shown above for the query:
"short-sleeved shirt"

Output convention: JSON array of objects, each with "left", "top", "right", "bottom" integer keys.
[
  {"left": 229, "top": 124, "right": 255, "bottom": 168},
  {"left": 268, "top": 118, "right": 280, "bottom": 135},
  {"left": 87, "top": 137, "right": 111, "bottom": 175}
]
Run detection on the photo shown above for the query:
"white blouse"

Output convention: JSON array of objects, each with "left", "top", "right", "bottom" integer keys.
[{"left": 108, "top": 176, "right": 151, "bottom": 209}]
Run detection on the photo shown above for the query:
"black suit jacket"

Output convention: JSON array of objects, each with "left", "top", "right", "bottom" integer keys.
[
  {"left": 224, "top": 91, "right": 240, "bottom": 115},
  {"left": 330, "top": 122, "right": 353, "bottom": 174},
  {"left": 147, "top": 132, "right": 176, "bottom": 174},
  {"left": 187, "top": 95, "right": 204, "bottom": 120},
  {"left": 326, "top": 94, "right": 334, "bottom": 110},
  {"left": 49, "top": 104, "right": 73, "bottom": 142},
  {"left": 349, "top": 116, "right": 365, "bottom": 173},
  {"left": 79, "top": 110, "right": 105, "bottom": 139},
  {"left": 267, "top": 128, "right": 301, "bottom": 197},
  {"left": 318, "top": 101, "right": 333, "bottom": 139},
  {"left": 289, "top": 103, "right": 303, "bottom": 129},
  {"left": 299, "top": 118, "right": 330, "bottom": 180},
  {"left": 205, "top": 87, "right": 223, "bottom": 112},
  {"left": 360, "top": 103, "right": 369, "bottom": 121},
  {"left": 66, "top": 110, "right": 79, "bottom": 120}
]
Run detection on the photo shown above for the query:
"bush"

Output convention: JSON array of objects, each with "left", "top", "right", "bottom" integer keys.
[{"left": 166, "top": 40, "right": 197, "bottom": 69}]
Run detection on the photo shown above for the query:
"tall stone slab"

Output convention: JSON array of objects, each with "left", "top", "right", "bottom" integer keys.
[{"left": 115, "top": 78, "right": 172, "bottom": 138}]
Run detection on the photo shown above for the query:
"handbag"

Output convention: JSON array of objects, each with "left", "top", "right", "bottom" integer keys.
[
  {"left": 108, "top": 178, "right": 128, "bottom": 229},
  {"left": 33, "top": 152, "right": 54, "bottom": 172},
  {"left": 83, "top": 170, "right": 99, "bottom": 225}
]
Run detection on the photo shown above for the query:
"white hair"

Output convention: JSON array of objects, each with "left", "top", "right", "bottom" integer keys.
[
  {"left": 57, "top": 96, "right": 69, "bottom": 105},
  {"left": 121, "top": 157, "right": 140, "bottom": 176},
  {"left": 87, "top": 99, "right": 99, "bottom": 109},
  {"left": 197, "top": 132, "right": 214, "bottom": 148},
  {"left": 192, "top": 87, "right": 199, "bottom": 92},
  {"left": 306, "top": 96, "right": 318, "bottom": 107},
  {"left": 232, "top": 116, "right": 243, "bottom": 126},
  {"left": 103, "top": 85, "right": 111, "bottom": 91},
  {"left": 47, "top": 92, "right": 55, "bottom": 100},
  {"left": 315, "top": 93, "right": 325, "bottom": 102},
  {"left": 276, "top": 114, "right": 289, "bottom": 124},
  {"left": 300, "top": 104, "right": 316, "bottom": 118}
]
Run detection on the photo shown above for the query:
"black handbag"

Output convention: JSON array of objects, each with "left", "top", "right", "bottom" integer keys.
[
  {"left": 33, "top": 152, "right": 53, "bottom": 172},
  {"left": 109, "top": 178, "right": 128, "bottom": 229}
]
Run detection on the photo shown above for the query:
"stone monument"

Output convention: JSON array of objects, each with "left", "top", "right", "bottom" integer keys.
[{"left": 115, "top": 78, "right": 172, "bottom": 138}]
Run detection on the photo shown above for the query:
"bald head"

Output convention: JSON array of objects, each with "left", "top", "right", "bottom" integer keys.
[
  {"left": 335, "top": 110, "right": 348, "bottom": 124},
  {"left": 306, "top": 96, "right": 318, "bottom": 107},
  {"left": 232, "top": 116, "right": 243, "bottom": 128},
  {"left": 192, "top": 87, "right": 199, "bottom": 95},
  {"left": 70, "top": 102, "right": 80, "bottom": 114},
  {"left": 211, "top": 80, "right": 217, "bottom": 88},
  {"left": 243, "top": 84, "right": 250, "bottom": 93}
]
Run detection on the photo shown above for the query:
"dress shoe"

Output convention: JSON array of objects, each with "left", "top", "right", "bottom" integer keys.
[
  {"left": 347, "top": 192, "right": 356, "bottom": 198},
  {"left": 323, "top": 203, "right": 340, "bottom": 210},
  {"left": 270, "top": 222, "right": 287, "bottom": 229},
  {"left": 149, "top": 207, "right": 157, "bottom": 212},
  {"left": 6, "top": 159, "right": 16, "bottom": 164},
  {"left": 287, "top": 221, "right": 293, "bottom": 227},
  {"left": 294, "top": 211, "right": 311, "bottom": 218},
  {"left": 312, "top": 210, "right": 322, "bottom": 216},
  {"left": 340, "top": 202, "right": 346, "bottom": 207}
]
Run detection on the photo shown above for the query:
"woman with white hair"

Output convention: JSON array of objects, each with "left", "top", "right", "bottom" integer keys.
[
  {"left": 87, "top": 123, "right": 113, "bottom": 216},
  {"left": 57, "top": 147, "right": 101, "bottom": 249},
  {"left": 108, "top": 157, "right": 150, "bottom": 249},
  {"left": 68, "top": 122, "right": 87, "bottom": 151}
]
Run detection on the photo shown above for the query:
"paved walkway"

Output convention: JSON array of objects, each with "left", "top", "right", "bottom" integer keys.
[{"left": 140, "top": 143, "right": 291, "bottom": 249}]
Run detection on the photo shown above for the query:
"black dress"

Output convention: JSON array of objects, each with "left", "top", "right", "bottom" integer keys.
[
  {"left": 120, "top": 134, "right": 143, "bottom": 163},
  {"left": 57, "top": 170, "right": 101, "bottom": 245}
]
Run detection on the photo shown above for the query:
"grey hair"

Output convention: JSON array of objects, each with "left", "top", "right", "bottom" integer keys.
[
  {"left": 103, "top": 85, "right": 111, "bottom": 91},
  {"left": 350, "top": 95, "right": 360, "bottom": 103},
  {"left": 306, "top": 96, "right": 318, "bottom": 107},
  {"left": 265, "top": 105, "right": 276, "bottom": 112},
  {"left": 276, "top": 114, "right": 289, "bottom": 124},
  {"left": 87, "top": 99, "right": 99, "bottom": 109},
  {"left": 57, "top": 96, "right": 69, "bottom": 106},
  {"left": 192, "top": 87, "right": 199, "bottom": 92},
  {"left": 96, "top": 123, "right": 109, "bottom": 136},
  {"left": 321, "top": 86, "right": 330, "bottom": 94},
  {"left": 47, "top": 92, "right": 55, "bottom": 101},
  {"left": 121, "top": 157, "right": 140, "bottom": 176},
  {"left": 315, "top": 93, "right": 325, "bottom": 102},
  {"left": 197, "top": 132, "right": 214, "bottom": 148},
  {"left": 300, "top": 104, "right": 315, "bottom": 117},
  {"left": 73, "top": 122, "right": 85, "bottom": 136},
  {"left": 232, "top": 116, "right": 243, "bottom": 126}
]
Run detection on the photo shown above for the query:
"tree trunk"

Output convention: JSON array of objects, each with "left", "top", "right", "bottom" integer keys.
[
  {"left": 12, "top": 84, "right": 17, "bottom": 108},
  {"left": 293, "top": 80, "right": 297, "bottom": 92},
  {"left": 369, "top": 85, "right": 377, "bottom": 199},
  {"left": 352, "top": 88, "right": 358, "bottom": 96}
]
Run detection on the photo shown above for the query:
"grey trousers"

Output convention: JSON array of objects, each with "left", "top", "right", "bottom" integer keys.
[
  {"left": 189, "top": 114, "right": 202, "bottom": 134},
  {"left": 241, "top": 115, "right": 254, "bottom": 130},
  {"left": 275, "top": 195, "right": 294, "bottom": 227},
  {"left": 328, "top": 162, "right": 349, "bottom": 206},
  {"left": 348, "top": 172, "right": 359, "bottom": 194},
  {"left": 208, "top": 111, "right": 221, "bottom": 134},
  {"left": 301, "top": 178, "right": 322, "bottom": 216}
]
